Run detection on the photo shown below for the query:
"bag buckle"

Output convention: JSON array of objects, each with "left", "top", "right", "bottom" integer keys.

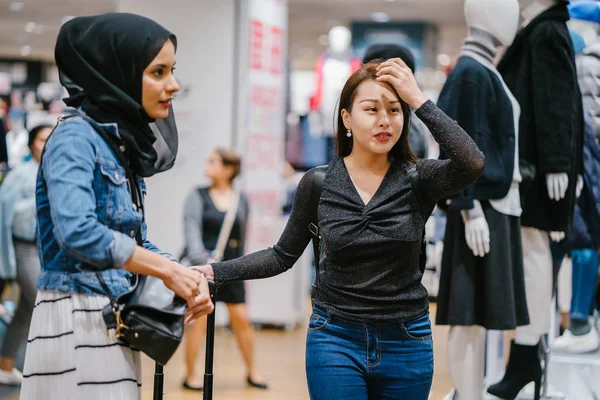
[
  {"left": 309, "top": 223, "right": 319, "bottom": 237},
  {"left": 113, "top": 307, "right": 130, "bottom": 339}
]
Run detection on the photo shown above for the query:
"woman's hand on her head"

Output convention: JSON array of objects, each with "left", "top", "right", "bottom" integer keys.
[
  {"left": 191, "top": 264, "right": 215, "bottom": 281},
  {"left": 375, "top": 58, "right": 428, "bottom": 109}
]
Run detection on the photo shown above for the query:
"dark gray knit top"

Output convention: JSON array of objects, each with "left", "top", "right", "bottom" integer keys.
[{"left": 212, "top": 100, "right": 485, "bottom": 323}]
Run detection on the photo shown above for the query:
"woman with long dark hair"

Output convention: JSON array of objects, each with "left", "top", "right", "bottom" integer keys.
[{"left": 196, "top": 59, "right": 485, "bottom": 399}]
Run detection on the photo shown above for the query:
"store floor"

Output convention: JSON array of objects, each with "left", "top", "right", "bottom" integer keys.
[{"left": 1, "top": 303, "right": 453, "bottom": 400}]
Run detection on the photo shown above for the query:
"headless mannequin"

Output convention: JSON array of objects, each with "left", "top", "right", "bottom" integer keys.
[
  {"left": 440, "top": 2, "right": 521, "bottom": 399},
  {"left": 489, "top": 0, "right": 585, "bottom": 398}
]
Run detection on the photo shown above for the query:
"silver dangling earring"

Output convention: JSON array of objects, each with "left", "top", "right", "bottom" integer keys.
[{"left": 346, "top": 129, "right": 352, "bottom": 138}]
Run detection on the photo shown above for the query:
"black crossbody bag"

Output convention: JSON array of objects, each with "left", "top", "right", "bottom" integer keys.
[{"left": 42, "top": 110, "right": 186, "bottom": 366}]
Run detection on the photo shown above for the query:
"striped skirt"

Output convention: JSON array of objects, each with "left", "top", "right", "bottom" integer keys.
[{"left": 20, "top": 291, "right": 142, "bottom": 400}]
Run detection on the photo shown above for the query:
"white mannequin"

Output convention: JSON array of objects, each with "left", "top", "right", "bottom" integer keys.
[
  {"left": 443, "top": 3, "right": 520, "bottom": 400},
  {"left": 5, "top": 113, "right": 29, "bottom": 169},
  {"left": 460, "top": 0, "right": 520, "bottom": 259},
  {"left": 321, "top": 26, "right": 352, "bottom": 130},
  {"left": 312, "top": 26, "right": 355, "bottom": 135}
]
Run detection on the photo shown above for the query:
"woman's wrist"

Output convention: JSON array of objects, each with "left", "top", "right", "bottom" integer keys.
[{"left": 408, "top": 93, "right": 429, "bottom": 110}]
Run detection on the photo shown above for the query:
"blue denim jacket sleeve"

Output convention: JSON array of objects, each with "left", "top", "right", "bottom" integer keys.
[{"left": 43, "top": 121, "right": 137, "bottom": 270}]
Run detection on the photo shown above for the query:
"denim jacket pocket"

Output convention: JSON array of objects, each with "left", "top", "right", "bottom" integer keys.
[
  {"left": 400, "top": 314, "right": 432, "bottom": 341},
  {"left": 99, "top": 162, "right": 127, "bottom": 185},
  {"left": 98, "top": 161, "right": 128, "bottom": 218}
]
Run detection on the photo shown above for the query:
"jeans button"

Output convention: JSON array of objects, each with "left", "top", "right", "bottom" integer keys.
[
  {"left": 115, "top": 171, "right": 120, "bottom": 180},
  {"left": 130, "top": 230, "right": 135, "bottom": 237},
  {"left": 132, "top": 203, "right": 137, "bottom": 211}
]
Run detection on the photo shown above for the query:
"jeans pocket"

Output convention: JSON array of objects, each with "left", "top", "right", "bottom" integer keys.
[
  {"left": 400, "top": 314, "right": 432, "bottom": 341},
  {"left": 308, "top": 310, "right": 330, "bottom": 332}
]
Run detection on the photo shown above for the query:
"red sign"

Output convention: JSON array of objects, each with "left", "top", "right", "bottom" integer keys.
[{"left": 249, "top": 19, "right": 286, "bottom": 76}]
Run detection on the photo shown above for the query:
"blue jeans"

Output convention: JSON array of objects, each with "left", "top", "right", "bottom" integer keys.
[
  {"left": 305, "top": 307, "right": 434, "bottom": 400},
  {"left": 570, "top": 249, "right": 599, "bottom": 321}
]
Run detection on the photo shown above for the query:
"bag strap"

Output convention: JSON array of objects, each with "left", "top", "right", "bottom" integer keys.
[
  {"left": 211, "top": 190, "right": 241, "bottom": 262},
  {"left": 309, "top": 166, "right": 328, "bottom": 288},
  {"left": 407, "top": 162, "right": 427, "bottom": 273}
]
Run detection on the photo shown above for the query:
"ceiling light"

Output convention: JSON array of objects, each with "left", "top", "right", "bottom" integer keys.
[
  {"left": 20, "top": 45, "right": 31, "bottom": 56},
  {"left": 437, "top": 53, "right": 451, "bottom": 66},
  {"left": 371, "top": 12, "right": 391, "bottom": 23},
  {"left": 318, "top": 34, "right": 329, "bottom": 46},
  {"left": 9, "top": 2, "right": 24, "bottom": 11},
  {"left": 384, "top": 0, "right": 395, "bottom": 2},
  {"left": 24, "top": 22, "right": 36, "bottom": 33}
]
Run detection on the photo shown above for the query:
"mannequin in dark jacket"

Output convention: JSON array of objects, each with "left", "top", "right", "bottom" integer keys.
[
  {"left": 488, "top": 0, "right": 585, "bottom": 399},
  {"left": 436, "top": 2, "right": 529, "bottom": 399}
]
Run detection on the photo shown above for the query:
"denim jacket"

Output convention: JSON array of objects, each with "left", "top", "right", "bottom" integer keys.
[
  {"left": 0, "top": 159, "right": 39, "bottom": 279},
  {"left": 36, "top": 111, "right": 175, "bottom": 297}
]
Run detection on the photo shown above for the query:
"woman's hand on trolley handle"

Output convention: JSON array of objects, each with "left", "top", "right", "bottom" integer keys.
[
  {"left": 164, "top": 262, "right": 214, "bottom": 323},
  {"left": 192, "top": 264, "right": 215, "bottom": 281}
]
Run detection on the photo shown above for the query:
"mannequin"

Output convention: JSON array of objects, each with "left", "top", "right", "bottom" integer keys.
[
  {"left": 550, "top": 0, "right": 600, "bottom": 354},
  {"left": 5, "top": 108, "right": 29, "bottom": 169},
  {"left": 489, "top": 0, "right": 584, "bottom": 398},
  {"left": 309, "top": 26, "right": 361, "bottom": 135},
  {"left": 435, "top": 1, "right": 529, "bottom": 399}
]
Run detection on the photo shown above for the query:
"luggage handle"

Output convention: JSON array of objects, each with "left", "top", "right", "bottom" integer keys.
[
  {"left": 152, "top": 280, "right": 216, "bottom": 400},
  {"left": 204, "top": 280, "right": 217, "bottom": 400}
]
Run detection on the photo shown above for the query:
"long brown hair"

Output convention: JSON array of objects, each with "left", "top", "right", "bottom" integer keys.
[{"left": 336, "top": 61, "right": 415, "bottom": 163}]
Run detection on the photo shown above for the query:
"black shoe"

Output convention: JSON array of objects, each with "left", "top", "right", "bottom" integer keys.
[
  {"left": 247, "top": 377, "right": 268, "bottom": 389},
  {"left": 182, "top": 381, "right": 203, "bottom": 391},
  {"left": 487, "top": 341, "right": 542, "bottom": 400}
]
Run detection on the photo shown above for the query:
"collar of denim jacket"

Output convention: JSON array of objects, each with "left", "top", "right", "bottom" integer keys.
[{"left": 76, "top": 106, "right": 121, "bottom": 139}]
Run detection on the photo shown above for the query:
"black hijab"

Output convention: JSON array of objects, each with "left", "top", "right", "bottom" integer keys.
[{"left": 55, "top": 13, "right": 178, "bottom": 177}]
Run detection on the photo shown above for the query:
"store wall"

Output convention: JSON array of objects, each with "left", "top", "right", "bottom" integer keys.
[{"left": 117, "top": 0, "right": 238, "bottom": 256}]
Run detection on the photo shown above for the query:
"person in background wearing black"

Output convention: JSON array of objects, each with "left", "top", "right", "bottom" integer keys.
[{"left": 181, "top": 148, "right": 267, "bottom": 391}]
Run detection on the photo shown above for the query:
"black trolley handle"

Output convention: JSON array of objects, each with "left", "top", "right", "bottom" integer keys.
[{"left": 203, "top": 280, "right": 217, "bottom": 400}]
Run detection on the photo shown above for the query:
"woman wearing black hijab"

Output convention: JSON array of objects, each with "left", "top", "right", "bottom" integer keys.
[{"left": 19, "top": 13, "right": 213, "bottom": 399}]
